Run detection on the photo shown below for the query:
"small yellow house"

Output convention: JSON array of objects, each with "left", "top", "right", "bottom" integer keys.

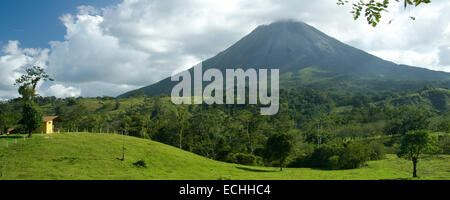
[
  {"left": 6, "top": 128, "right": 16, "bottom": 134},
  {"left": 35, "top": 116, "right": 59, "bottom": 134},
  {"left": 0, "top": 128, "right": 16, "bottom": 135}
]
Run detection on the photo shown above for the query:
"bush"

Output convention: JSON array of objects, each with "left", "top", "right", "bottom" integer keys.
[
  {"left": 226, "top": 153, "right": 258, "bottom": 166},
  {"left": 366, "top": 141, "right": 386, "bottom": 160},
  {"left": 263, "top": 133, "right": 293, "bottom": 171},
  {"left": 308, "top": 139, "right": 345, "bottom": 168},
  {"left": 290, "top": 140, "right": 381, "bottom": 169},
  {"left": 437, "top": 120, "right": 450, "bottom": 133},
  {"left": 287, "top": 154, "right": 308, "bottom": 168},
  {"left": 437, "top": 135, "right": 450, "bottom": 154},
  {"left": 133, "top": 160, "right": 147, "bottom": 168},
  {"left": 66, "top": 98, "right": 77, "bottom": 106},
  {"left": 327, "top": 155, "right": 340, "bottom": 169},
  {"left": 339, "top": 142, "right": 371, "bottom": 169}
]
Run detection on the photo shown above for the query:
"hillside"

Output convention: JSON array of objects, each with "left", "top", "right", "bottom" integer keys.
[
  {"left": 120, "top": 20, "right": 450, "bottom": 97},
  {"left": 385, "top": 87, "right": 450, "bottom": 111},
  {"left": 0, "top": 133, "right": 448, "bottom": 180}
]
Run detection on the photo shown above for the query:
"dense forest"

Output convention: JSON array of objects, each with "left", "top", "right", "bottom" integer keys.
[{"left": 1, "top": 86, "right": 449, "bottom": 169}]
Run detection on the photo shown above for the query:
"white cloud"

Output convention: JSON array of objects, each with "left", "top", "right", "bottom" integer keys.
[
  {"left": 0, "top": 41, "right": 49, "bottom": 99},
  {"left": 43, "top": 84, "right": 81, "bottom": 98},
  {"left": 0, "top": 41, "right": 49, "bottom": 89},
  {"left": 48, "top": 13, "right": 153, "bottom": 85},
  {"left": 323, "top": 1, "right": 450, "bottom": 72},
  {"left": 0, "top": 41, "right": 83, "bottom": 99},
  {"left": 439, "top": 45, "right": 450, "bottom": 66},
  {"left": 370, "top": 49, "right": 448, "bottom": 72},
  {"left": 65, "top": 81, "right": 138, "bottom": 97},
  {"left": 66, "top": 0, "right": 450, "bottom": 88}
]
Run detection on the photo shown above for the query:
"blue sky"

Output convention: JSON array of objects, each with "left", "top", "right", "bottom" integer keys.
[{"left": 0, "top": 0, "right": 120, "bottom": 49}]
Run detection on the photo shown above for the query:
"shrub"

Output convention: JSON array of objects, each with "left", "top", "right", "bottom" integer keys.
[
  {"left": 290, "top": 140, "right": 380, "bottom": 169},
  {"left": 327, "top": 155, "right": 340, "bottom": 169},
  {"left": 226, "top": 153, "right": 258, "bottom": 166},
  {"left": 437, "top": 120, "right": 450, "bottom": 133},
  {"left": 339, "top": 142, "right": 371, "bottom": 169},
  {"left": 308, "top": 139, "right": 345, "bottom": 168},
  {"left": 437, "top": 135, "right": 450, "bottom": 154},
  {"left": 133, "top": 160, "right": 147, "bottom": 168},
  {"left": 367, "top": 141, "right": 386, "bottom": 160},
  {"left": 67, "top": 98, "right": 77, "bottom": 106},
  {"left": 287, "top": 154, "right": 308, "bottom": 168},
  {"left": 263, "top": 133, "right": 293, "bottom": 171}
]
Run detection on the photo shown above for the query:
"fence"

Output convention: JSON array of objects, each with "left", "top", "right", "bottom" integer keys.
[{"left": 0, "top": 130, "right": 129, "bottom": 179}]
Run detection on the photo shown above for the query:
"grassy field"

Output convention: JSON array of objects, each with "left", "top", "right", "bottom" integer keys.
[{"left": 0, "top": 133, "right": 449, "bottom": 180}]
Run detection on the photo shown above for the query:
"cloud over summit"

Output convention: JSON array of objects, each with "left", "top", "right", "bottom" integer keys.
[{"left": 0, "top": 0, "right": 449, "bottom": 99}]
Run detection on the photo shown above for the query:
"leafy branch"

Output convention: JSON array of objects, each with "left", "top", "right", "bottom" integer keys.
[{"left": 337, "top": 0, "right": 431, "bottom": 27}]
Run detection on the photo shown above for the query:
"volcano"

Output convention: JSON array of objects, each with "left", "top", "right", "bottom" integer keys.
[{"left": 119, "top": 20, "right": 450, "bottom": 97}]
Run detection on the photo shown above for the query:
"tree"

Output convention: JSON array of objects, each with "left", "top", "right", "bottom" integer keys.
[
  {"left": 397, "top": 130, "right": 437, "bottom": 177},
  {"left": 21, "top": 102, "right": 43, "bottom": 138},
  {"left": 339, "top": 142, "right": 372, "bottom": 169},
  {"left": 63, "top": 104, "right": 86, "bottom": 131},
  {"left": 119, "top": 116, "right": 132, "bottom": 133},
  {"left": 176, "top": 105, "right": 189, "bottom": 149},
  {"left": 274, "top": 113, "right": 295, "bottom": 134},
  {"left": 14, "top": 66, "right": 53, "bottom": 137},
  {"left": 189, "top": 107, "right": 225, "bottom": 158},
  {"left": 385, "top": 106, "right": 430, "bottom": 135},
  {"left": 0, "top": 109, "right": 19, "bottom": 134},
  {"left": 337, "top": 0, "right": 431, "bottom": 27},
  {"left": 15, "top": 66, "right": 54, "bottom": 103},
  {"left": 237, "top": 110, "right": 254, "bottom": 154},
  {"left": 264, "top": 133, "right": 293, "bottom": 171}
]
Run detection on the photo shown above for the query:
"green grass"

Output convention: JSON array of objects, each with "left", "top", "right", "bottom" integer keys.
[{"left": 0, "top": 133, "right": 449, "bottom": 180}]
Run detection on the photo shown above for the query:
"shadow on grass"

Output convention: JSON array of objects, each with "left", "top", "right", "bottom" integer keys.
[
  {"left": 288, "top": 163, "right": 372, "bottom": 171},
  {"left": 235, "top": 166, "right": 279, "bottom": 173},
  {"left": 52, "top": 157, "right": 78, "bottom": 165},
  {"left": 379, "top": 178, "right": 411, "bottom": 180}
]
